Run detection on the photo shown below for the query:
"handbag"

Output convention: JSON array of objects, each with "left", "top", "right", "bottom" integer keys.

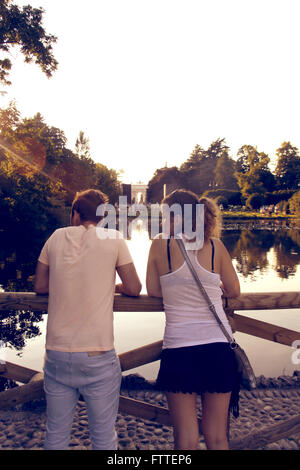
[{"left": 176, "top": 238, "right": 257, "bottom": 390}]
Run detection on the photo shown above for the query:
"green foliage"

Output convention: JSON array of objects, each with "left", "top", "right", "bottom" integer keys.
[
  {"left": 276, "top": 200, "right": 290, "bottom": 214},
  {"left": 0, "top": 102, "right": 122, "bottom": 240},
  {"left": 246, "top": 193, "right": 265, "bottom": 210},
  {"left": 288, "top": 191, "right": 300, "bottom": 214},
  {"left": 264, "top": 190, "right": 296, "bottom": 205},
  {"left": 94, "top": 163, "right": 121, "bottom": 205},
  {"left": 214, "top": 195, "right": 228, "bottom": 209},
  {"left": 180, "top": 138, "right": 230, "bottom": 194},
  {"left": 274, "top": 142, "right": 300, "bottom": 189},
  {"left": 214, "top": 153, "right": 239, "bottom": 190},
  {"left": 147, "top": 166, "right": 183, "bottom": 203},
  {"left": 147, "top": 138, "right": 300, "bottom": 209},
  {"left": 0, "top": 0, "right": 58, "bottom": 85},
  {"left": 235, "top": 145, "right": 274, "bottom": 198},
  {"left": 202, "top": 189, "right": 243, "bottom": 206}
]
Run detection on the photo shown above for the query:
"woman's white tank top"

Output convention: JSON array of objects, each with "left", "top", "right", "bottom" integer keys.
[{"left": 160, "top": 242, "right": 233, "bottom": 349}]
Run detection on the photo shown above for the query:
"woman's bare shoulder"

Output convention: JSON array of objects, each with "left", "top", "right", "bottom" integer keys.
[
  {"left": 211, "top": 238, "right": 229, "bottom": 254},
  {"left": 150, "top": 233, "right": 167, "bottom": 251},
  {"left": 211, "top": 237, "right": 223, "bottom": 247}
]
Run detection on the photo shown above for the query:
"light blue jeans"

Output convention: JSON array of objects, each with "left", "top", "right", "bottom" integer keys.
[{"left": 43, "top": 349, "right": 122, "bottom": 450}]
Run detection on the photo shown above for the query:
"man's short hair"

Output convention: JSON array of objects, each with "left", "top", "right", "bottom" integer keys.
[{"left": 71, "top": 189, "right": 109, "bottom": 223}]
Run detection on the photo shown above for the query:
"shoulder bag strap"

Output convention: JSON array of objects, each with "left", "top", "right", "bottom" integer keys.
[
  {"left": 167, "top": 238, "right": 172, "bottom": 273},
  {"left": 176, "top": 238, "right": 237, "bottom": 349}
]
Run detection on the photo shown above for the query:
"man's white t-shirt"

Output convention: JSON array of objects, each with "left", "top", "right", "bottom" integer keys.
[{"left": 38, "top": 225, "right": 133, "bottom": 352}]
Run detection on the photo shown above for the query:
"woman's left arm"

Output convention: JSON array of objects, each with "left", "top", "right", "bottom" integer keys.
[{"left": 146, "top": 239, "right": 162, "bottom": 298}]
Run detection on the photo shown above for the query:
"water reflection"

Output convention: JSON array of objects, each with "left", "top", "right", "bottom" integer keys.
[
  {"left": 0, "top": 221, "right": 300, "bottom": 389},
  {"left": 228, "top": 230, "right": 274, "bottom": 280},
  {"left": 273, "top": 230, "right": 300, "bottom": 279},
  {"left": 221, "top": 228, "right": 300, "bottom": 281},
  {"left": 1, "top": 223, "right": 300, "bottom": 294}
]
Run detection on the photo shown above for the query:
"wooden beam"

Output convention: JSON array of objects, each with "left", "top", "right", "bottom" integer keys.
[
  {"left": 230, "top": 414, "right": 300, "bottom": 450},
  {"left": 118, "top": 396, "right": 173, "bottom": 427},
  {"left": 0, "top": 361, "right": 39, "bottom": 383},
  {"left": 114, "top": 294, "right": 164, "bottom": 312},
  {"left": 119, "top": 340, "right": 162, "bottom": 371},
  {"left": 0, "top": 378, "right": 44, "bottom": 410},
  {"left": 0, "top": 292, "right": 48, "bottom": 312},
  {"left": 228, "top": 291, "right": 300, "bottom": 311},
  {"left": 233, "top": 313, "right": 300, "bottom": 346},
  {"left": 1, "top": 291, "right": 300, "bottom": 313},
  {"left": 119, "top": 396, "right": 203, "bottom": 431},
  {"left": 29, "top": 372, "right": 44, "bottom": 383}
]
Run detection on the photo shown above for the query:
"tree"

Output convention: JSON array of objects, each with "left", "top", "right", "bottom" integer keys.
[
  {"left": 275, "top": 142, "right": 300, "bottom": 190},
  {"left": 180, "top": 138, "right": 230, "bottom": 194},
  {"left": 214, "top": 153, "right": 239, "bottom": 190},
  {"left": 180, "top": 144, "right": 205, "bottom": 173},
  {"left": 94, "top": 163, "right": 121, "bottom": 204},
  {"left": 147, "top": 166, "right": 183, "bottom": 203},
  {"left": 203, "top": 188, "right": 243, "bottom": 206},
  {"left": 289, "top": 190, "right": 300, "bottom": 214},
  {"left": 0, "top": 99, "right": 20, "bottom": 137},
  {"left": 235, "top": 145, "right": 274, "bottom": 198},
  {"left": 235, "top": 145, "right": 257, "bottom": 173},
  {"left": 246, "top": 193, "right": 265, "bottom": 210},
  {"left": 0, "top": 0, "right": 58, "bottom": 85},
  {"left": 75, "top": 131, "right": 91, "bottom": 161}
]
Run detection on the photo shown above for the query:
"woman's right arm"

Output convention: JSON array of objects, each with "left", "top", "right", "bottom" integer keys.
[{"left": 218, "top": 239, "right": 240, "bottom": 298}]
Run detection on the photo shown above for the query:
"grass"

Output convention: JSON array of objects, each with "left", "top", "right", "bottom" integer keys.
[{"left": 221, "top": 211, "right": 297, "bottom": 219}]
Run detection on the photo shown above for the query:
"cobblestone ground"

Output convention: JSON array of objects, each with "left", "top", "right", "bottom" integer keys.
[{"left": 0, "top": 385, "right": 300, "bottom": 450}]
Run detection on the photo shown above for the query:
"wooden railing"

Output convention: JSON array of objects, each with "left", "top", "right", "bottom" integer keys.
[{"left": 0, "top": 291, "right": 300, "bottom": 450}]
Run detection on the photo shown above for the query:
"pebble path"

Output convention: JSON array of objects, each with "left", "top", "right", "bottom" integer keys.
[{"left": 0, "top": 374, "right": 300, "bottom": 451}]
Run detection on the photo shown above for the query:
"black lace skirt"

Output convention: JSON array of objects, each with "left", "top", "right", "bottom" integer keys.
[{"left": 155, "top": 342, "right": 240, "bottom": 418}]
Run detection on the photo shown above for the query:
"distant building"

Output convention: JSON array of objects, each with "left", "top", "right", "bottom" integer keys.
[{"left": 122, "top": 183, "right": 148, "bottom": 204}]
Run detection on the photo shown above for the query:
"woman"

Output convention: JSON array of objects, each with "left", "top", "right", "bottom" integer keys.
[{"left": 146, "top": 189, "right": 241, "bottom": 450}]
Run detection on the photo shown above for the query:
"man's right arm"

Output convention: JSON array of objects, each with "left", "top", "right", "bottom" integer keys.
[{"left": 116, "top": 263, "right": 142, "bottom": 297}]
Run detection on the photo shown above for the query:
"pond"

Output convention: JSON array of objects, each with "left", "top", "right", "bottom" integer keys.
[{"left": 1, "top": 219, "right": 300, "bottom": 384}]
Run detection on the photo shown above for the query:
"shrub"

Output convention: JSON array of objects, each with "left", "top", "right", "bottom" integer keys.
[
  {"left": 264, "top": 190, "right": 296, "bottom": 205},
  {"left": 276, "top": 200, "right": 290, "bottom": 214},
  {"left": 202, "top": 189, "right": 243, "bottom": 206},
  {"left": 288, "top": 191, "right": 300, "bottom": 214},
  {"left": 214, "top": 195, "right": 229, "bottom": 209},
  {"left": 246, "top": 193, "right": 265, "bottom": 210}
]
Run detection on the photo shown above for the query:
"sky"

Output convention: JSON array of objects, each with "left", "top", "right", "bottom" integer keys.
[{"left": 1, "top": 0, "right": 300, "bottom": 184}]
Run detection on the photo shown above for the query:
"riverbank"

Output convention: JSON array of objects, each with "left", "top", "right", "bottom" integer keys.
[
  {"left": 222, "top": 212, "right": 296, "bottom": 219},
  {"left": 0, "top": 372, "right": 300, "bottom": 450}
]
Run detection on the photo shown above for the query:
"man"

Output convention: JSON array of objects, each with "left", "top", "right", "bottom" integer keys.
[{"left": 34, "top": 189, "right": 142, "bottom": 450}]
